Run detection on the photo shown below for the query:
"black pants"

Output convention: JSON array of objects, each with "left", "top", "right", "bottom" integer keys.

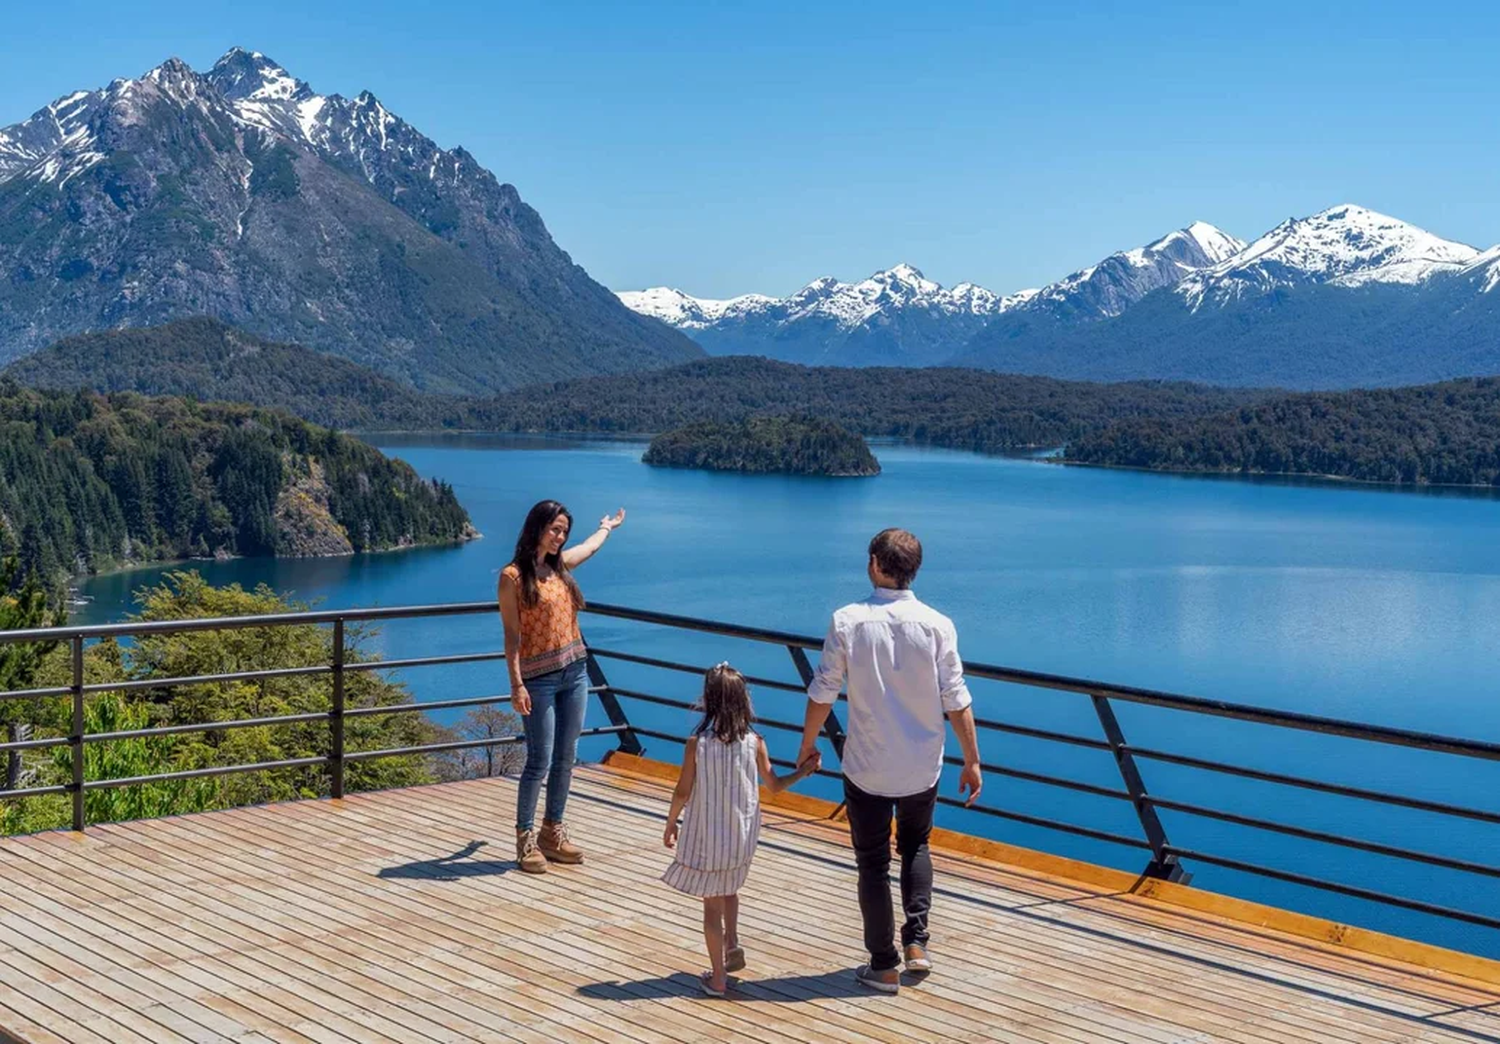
[{"left": 843, "top": 778, "right": 937, "bottom": 971}]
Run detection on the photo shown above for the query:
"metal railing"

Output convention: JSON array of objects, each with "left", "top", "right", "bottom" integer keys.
[{"left": 2, "top": 599, "right": 1499, "bottom": 938}]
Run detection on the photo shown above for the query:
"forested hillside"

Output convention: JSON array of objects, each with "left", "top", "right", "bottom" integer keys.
[
  {"left": 8, "top": 318, "right": 442, "bottom": 430},
  {"left": 1065, "top": 377, "right": 1500, "bottom": 486},
  {"left": 468, "top": 356, "right": 1263, "bottom": 453},
  {"left": 0, "top": 383, "right": 474, "bottom": 579}
]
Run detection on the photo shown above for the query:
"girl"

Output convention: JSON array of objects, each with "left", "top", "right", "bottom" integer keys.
[
  {"left": 499, "top": 499, "right": 625, "bottom": 874},
  {"left": 662, "top": 663, "right": 821, "bottom": 997}
]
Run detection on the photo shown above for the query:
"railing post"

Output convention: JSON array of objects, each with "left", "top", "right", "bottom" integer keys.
[
  {"left": 788, "top": 646, "right": 844, "bottom": 760},
  {"left": 331, "top": 617, "right": 345, "bottom": 800},
  {"left": 1091, "top": 693, "right": 1188, "bottom": 883},
  {"left": 584, "top": 640, "right": 643, "bottom": 756},
  {"left": 70, "top": 635, "right": 85, "bottom": 832}
]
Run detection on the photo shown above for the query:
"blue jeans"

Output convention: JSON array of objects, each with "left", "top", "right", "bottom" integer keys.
[{"left": 515, "top": 659, "right": 588, "bottom": 832}]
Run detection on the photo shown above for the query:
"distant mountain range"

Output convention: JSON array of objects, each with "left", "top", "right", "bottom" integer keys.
[
  {"left": 621, "top": 206, "right": 1500, "bottom": 388},
  {"left": 0, "top": 49, "right": 701, "bottom": 393},
  {"left": 619, "top": 263, "right": 1040, "bottom": 367}
]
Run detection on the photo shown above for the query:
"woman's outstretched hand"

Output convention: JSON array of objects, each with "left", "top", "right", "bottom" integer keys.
[
  {"left": 513, "top": 684, "right": 531, "bottom": 716},
  {"left": 599, "top": 508, "right": 626, "bottom": 532}
]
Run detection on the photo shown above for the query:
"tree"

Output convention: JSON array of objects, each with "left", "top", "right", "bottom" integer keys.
[
  {"left": 3, "top": 571, "right": 447, "bottom": 835},
  {"left": 440, "top": 705, "right": 525, "bottom": 780},
  {"left": 0, "top": 556, "right": 65, "bottom": 791}
]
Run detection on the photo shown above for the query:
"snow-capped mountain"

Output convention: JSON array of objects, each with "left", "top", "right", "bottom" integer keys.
[
  {"left": 619, "top": 223, "right": 1240, "bottom": 367},
  {"left": 1018, "top": 221, "right": 1245, "bottom": 322},
  {"left": 0, "top": 49, "right": 700, "bottom": 389},
  {"left": 619, "top": 264, "right": 1039, "bottom": 366},
  {"left": 1177, "top": 205, "right": 1481, "bottom": 310},
  {"left": 960, "top": 205, "right": 1500, "bottom": 388}
]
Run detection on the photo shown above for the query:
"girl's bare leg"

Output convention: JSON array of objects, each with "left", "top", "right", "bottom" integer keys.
[
  {"left": 702, "top": 897, "right": 727, "bottom": 991},
  {"left": 724, "top": 893, "right": 740, "bottom": 952}
]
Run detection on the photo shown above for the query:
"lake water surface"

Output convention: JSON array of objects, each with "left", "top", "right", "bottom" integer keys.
[{"left": 75, "top": 434, "right": 1500, "bottom": 957}]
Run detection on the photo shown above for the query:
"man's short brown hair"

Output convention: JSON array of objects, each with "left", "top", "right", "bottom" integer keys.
[{"left": 869, "top": 528, "right": 922, "bottom": 588}]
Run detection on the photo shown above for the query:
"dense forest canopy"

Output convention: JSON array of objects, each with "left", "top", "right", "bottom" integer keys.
[
  {"left": 1063, "top": 377, "right": 1500, "bottom": 486},
  {"left": 0, "top": 382, "right": 474, "bottom": 581},
  {"left": 7, "top": 318, "right": 446, "bottom": 430},
  {"left": 21, "top": 320, "right": 1500, "bottom": 488},
  {"left": 0, "top": 572, "right": 522, "bottom": 835},
  {"left": 643, "top": 416, "right": 881, "bottom": 476},
  {"left": 467, "top": 356, "right": 1266, "bottom": 452},
  {"left": 8, "top": 321, "right": 1265, "bottom": 451}
]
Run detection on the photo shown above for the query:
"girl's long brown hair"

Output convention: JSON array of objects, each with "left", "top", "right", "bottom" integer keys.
[
  {"left": 510, "top": 500, "right": 585, "bottom": 609},
  {"left": 696, "top": 663, "right": 755, "bottom": 743}
]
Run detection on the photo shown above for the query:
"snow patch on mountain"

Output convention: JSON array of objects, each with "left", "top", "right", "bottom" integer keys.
[
  {"left": 1177, "top": 205, "right": 1480, "bottom": 309},
  {"left": 1463, "top": 246, "right": 1500, "bottom": 294},
  {"left": 1026, "top": 222, "right": 1246, "bottom": 319},
  {"left": 616, "top": 287, "right": 777, "bottom": 328}
]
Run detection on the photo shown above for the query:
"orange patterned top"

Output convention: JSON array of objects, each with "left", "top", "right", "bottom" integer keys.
[{"left": 502, "top": 564, "right": 587, "bottom": 680}]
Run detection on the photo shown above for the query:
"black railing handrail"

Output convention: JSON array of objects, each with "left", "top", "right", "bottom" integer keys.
[
  {"left": 8, "top": 596, "right": 1497, "bottom": 765},
  {"left": 2, "top": 597, "right": 1499, "bottom": 939}
]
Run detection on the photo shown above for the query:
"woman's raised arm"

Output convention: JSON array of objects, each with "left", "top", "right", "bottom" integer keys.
[{"left": 562, "top": 508, "right": 626, "bottom": 569}]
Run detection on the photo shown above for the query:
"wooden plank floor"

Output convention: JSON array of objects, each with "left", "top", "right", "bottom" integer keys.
[{"left": 2, "top": 765, "right": 1499, "bottom": 1044}]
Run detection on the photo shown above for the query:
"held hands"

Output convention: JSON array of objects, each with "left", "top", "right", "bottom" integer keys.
[
  {"left": 513, "top": 684, "right": 531, "bottom": 716},
  {"left": 797, "top": 750, "right": 822, "bottom": 779},
  {"left": 599, "top": 508, "right": 626, "bottom": 532},
  {"left": 663, "top": 819, "right": 679, "bottom": 849},
  {"left": 959, "top": 761, "right": 983, "bottom": 807}
]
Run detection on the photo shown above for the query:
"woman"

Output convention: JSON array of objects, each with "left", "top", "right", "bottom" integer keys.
[{"left": 499, "top": 499, "right": 625, "bottom": 874}]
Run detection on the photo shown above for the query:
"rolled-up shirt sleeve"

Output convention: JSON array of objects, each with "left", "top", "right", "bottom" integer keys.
[
  {"left": 807, "top": 618, "right": 847, "bottom": 705},
  {"left": 936, "top": 620, "right": 972, "bottom": 713}
]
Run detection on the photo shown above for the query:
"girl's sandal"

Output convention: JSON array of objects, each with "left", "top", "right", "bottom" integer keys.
[
  {"left": 725, "top": 947, "right": 746, "bottom": 974},
  {"left": 699, "top": 972, "right": 727, "bottom": 998}
]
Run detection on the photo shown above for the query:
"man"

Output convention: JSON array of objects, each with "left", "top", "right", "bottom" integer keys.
[{"left": 798, "top": 528, "right": 983, "bottom": 995}]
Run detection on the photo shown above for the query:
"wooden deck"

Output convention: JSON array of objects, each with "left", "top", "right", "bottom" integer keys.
[{"left": 2, "top": 760, "right": 1499, "bottom": 1044}]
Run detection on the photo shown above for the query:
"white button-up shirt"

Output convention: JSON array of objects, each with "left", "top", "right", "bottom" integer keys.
[{"left": 807, "top": 588, "right": 973, "bottom": 798}]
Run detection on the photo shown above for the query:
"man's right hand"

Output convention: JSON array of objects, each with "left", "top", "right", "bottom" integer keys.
[
  {"left": 958, "top": 761, "right": 983, "bottom": 807},
  {"left": 796, "top": 740, "right": 819, "bottom": 771}
]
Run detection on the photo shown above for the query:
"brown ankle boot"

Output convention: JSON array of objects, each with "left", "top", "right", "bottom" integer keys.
[
  {"left": 538, "top": 820, "right": 584, "bottom": 864},
  {"left": 516, "top": 829, "right": 547, "bottom": 874}
]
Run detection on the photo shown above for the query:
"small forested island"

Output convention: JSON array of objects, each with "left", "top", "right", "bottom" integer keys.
[
  {"left": 642, "top": 416, "right": 881, "bottom": 476},
  {"left": 1063, "top": 377, "right": 1500, "bottom": 487},
  {"left": 0, "top": 383, "right": 476, "bottom": 580}
]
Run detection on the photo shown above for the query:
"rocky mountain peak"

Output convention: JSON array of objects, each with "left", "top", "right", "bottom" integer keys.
[{"left": 207, "top": 48, "right": 314, "bottom": 104}]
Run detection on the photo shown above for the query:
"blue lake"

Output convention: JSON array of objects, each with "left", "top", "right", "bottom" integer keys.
[{"left": 74, "top": 434, "right": 1500, "bottom": 958}]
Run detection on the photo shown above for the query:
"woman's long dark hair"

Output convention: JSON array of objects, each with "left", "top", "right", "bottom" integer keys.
[
  {"left": 510, "top": 500, "right": 585, "bottom": 610},
  {"left": 695, "top": 663, "right": 755, "bottom": 743}
]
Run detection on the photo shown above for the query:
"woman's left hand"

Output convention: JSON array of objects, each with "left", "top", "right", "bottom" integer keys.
[{"left": 599, "top": 508, "right": 626, "bottom": 532}]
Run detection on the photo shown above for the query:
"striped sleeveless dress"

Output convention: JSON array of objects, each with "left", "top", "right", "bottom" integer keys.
[{"left": 662, "top": 732, "right": 761, "bottom": 898}]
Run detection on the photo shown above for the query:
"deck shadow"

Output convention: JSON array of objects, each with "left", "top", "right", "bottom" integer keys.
[
  {"left": 376, "top": 840, "right": 516, "bottom": 881},
  {"left": 578, "top": 969, "right": 883, "bottom": 1003}
]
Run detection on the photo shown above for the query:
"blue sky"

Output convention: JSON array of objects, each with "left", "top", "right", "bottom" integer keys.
[{"left": 3, "top": 1, "right": 1498, "bottom": 298}]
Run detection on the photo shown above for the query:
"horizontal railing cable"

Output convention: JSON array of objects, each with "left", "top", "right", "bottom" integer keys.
[
  {"left": 1127, "top": 744, "right": 1500, "bottom": 826},
  {"left": 1165, "top": 847, "right": 1500, "bottom": 932},
  {"left": 82, "top": 756, "right": 329, "bottom": 790},
  {"left": 1147, "top": 795, "right": 1500, "bottom": 880}
]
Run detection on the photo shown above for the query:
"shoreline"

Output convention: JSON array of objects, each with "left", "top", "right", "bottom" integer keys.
[
  {"left": 69, "top": 530, "right": 483, "bottom": 583},
  {"left": 1051, "top": 456, "right": 1500, "bottom": 494},
  {"left": 365, "top": 428, "right": 1498, "bottom": 496}
]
